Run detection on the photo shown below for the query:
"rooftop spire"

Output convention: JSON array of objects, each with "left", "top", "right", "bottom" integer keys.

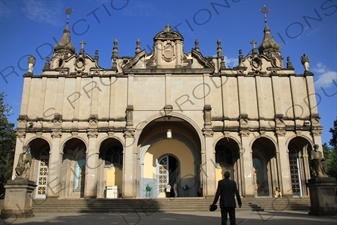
[
  {"left": 260, "top": 5, "right": 269, "bottom": 24},
  {"left": 54, "top": 7, "right": 76, "bottom": 54},
  {"left": 258, "top": 5, "right": 281, "bottom": 54}
]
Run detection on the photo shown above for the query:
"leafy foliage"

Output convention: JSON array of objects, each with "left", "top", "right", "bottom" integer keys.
[
  {"left": 323, "top": 117, "right": 337, "bottom": 178},
  {"left": 0, "top": 93, "right": 16, "bottom": 197}
]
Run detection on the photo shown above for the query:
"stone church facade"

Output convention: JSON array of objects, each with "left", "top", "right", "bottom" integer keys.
[{"left": 13, "top": 21, "right": 323, "bottom": 199}]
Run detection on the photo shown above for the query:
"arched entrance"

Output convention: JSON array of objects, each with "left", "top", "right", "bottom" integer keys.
[
  {"left": 27, "top": 138, "right": 50, "bottom": 199},
  {"left": 214, "top": 138, "right": 242, "bottom": 194},
  {"left": 97, "top": 138, "right": 124, "bottom": 198},
  {"left": 138, "top": 117, "right": 201, "bottom": 198},
  {"left": 288, "top": 137, "right": 312, "bottom": 196},
  {"left": 252, "top": 137, "right": 278, "bottom": 197},
  {"left": 60, "top": 138, "right": 86, "bottom": 198}
]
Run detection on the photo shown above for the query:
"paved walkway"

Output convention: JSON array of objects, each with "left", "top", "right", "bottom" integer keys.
[{"left": 1, "top": 210, "right": 337, "bottom": 225}]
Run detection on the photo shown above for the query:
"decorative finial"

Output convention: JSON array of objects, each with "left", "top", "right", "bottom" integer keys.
[
  {"left": 238, "top": 49, "right": 243, "bottom": 65},
  {"left": 135, "top": 38, "right": 141, "bottom": 54},
  {"left": 165, "top": 24, "right": 171, "bottom": 32},
  {"left": 43, "top": 57, "right": 50, "bottom": 70},
  {"left": 94, "top": 50, "right": 99, "bottom": 61},
  {"left": 286, "top": 56, "right": 293, "bottom": 69},
  {"left": 194, "top": 39, "right": 200, "bottom": 51},
  {"left": 112, "top": 39, "right": 118, "bottom": 70},
  {"left": 217, "top": 39, "right": 225, "bottom": 69},
  {"left": 260, "top": 5, "right": 270, "bottom": 24},
  {"left": 65, "top": 7, "right": 73, "bottom": 26}
]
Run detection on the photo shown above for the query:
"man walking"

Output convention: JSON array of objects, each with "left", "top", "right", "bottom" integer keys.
[{"left": 212, "top": 171, "right": 242, "bottom": 225}]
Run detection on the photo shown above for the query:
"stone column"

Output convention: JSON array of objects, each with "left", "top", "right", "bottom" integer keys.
[
  {"left": 277, "top": 135, "right": 292, "bottom": 196},
  {"left": 123, "top": 130, "right": 135, "bottom": 198},
  {"left": 47, "top": 131, "right": 62, "bottom": 197},
  {"left": 84, "top": 132, "right": 99, "bottom": 198},
  {"left": 204, "top": 133, "right": 215, "bottom": 196},
  {"left": 241, "top": 134, "right": 254, "bottom": 196}
]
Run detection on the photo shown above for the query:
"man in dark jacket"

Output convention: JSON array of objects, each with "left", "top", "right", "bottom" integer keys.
[{"left": 212, "top": 171, "right": 242, "bottom": 225}]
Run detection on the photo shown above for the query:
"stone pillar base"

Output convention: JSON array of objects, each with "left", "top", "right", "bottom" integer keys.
[
  {"left": 1, "top": 179, "right": 37, "bottom": 219},
  {"left": 307, "top": 177, "right": 337, "bottom": 216}
]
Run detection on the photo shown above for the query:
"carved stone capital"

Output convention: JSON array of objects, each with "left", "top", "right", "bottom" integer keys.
[
  {"left": 239, "top": 129, "right": 250, "bottom": 137},
  {"left": 16, "top": 129, "right": 26, "bottom": 138},
  {"left": 276, "top": 129, "right": 286, "bottom": 137},
  {"left": 311, "top": 128, "right": 322, "bottom": 136},
  {"left": 51, "top": 129, "right": 62, "bottom": 138},
  {"left": 87, "top": 129, "right": 98, "bottom": 138},
  {"left": 202, "top": 128, "right": 214, "bottom": 137},
  {"left": 124, "top": 129, "right": 135, "bottom": 138},
  {"left": 17, "top": 115, "right": 28, "bottom": 128}
]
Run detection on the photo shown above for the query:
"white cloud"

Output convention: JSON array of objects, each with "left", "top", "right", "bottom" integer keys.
[
  {"left": 313, "top": 63, "right": 337, "bottom": 89},
  {"left": 224, "top": 56, "right": 238, "bottom": 68},
  {"left": 0, "top": 1, "right": 13, "bottom": 20},
  {"left": 22, "top": 0, "right": 63, "bottom": 26}
]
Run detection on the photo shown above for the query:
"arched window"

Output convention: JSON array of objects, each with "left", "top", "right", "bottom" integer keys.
[
  {"left": 215, "top": 145, "right": 233, "bottom": 165},
  {"left": 104, "top": 145, "right": 123, "bottom": 167}
]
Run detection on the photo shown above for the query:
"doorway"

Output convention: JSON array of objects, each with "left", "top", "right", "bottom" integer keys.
[{"left": 158, "top": 155, "right": 179, "bottom": 197}]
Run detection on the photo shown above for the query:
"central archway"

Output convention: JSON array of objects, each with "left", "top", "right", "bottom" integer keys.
[{"left": 138, "top": 117, "right": 201, "bottom": 198}]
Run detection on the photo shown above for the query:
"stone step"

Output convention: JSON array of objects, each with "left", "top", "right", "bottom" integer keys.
[{"left": 1, "top": 197, "right": 310, "bottom": 213}]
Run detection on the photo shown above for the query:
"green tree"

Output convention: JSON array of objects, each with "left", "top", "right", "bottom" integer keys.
[
  {"left": 0, "top": 93, "right": 16, "bottom": 197},
  {"left": 324, "top": 117, "right": 337, "bottom": 178}
]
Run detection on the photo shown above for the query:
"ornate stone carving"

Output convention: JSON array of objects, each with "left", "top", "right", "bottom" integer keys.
[
  {"left": 162, "top": 42, "right": 175, "bottom": 62},
  {"left": 16, "top": 129, "right": 26, "bottom": 138},
  {"left": 87, "top": 129, "right": 98, "bottom": 138},
  {"left": 52, "top": 113, "right": 62, "bottom": 126},
  {"left": 126, "top": 105, "right": 134, "bottom": 126},
  {"left": 311, "top": 128, "right": 322, "bottom": 136},
  {"left": 124, "top": 129, "right": 135, "bottom": 138},
  {"left": 311, "top": 113, "right": 321, "bottom": 126},
  {"left": 275, "top": 114, "right": 285, "bottom": 127},
  {"left": 276, "top": 129, "right": 286, "bottom": 137},
  {"left": 51, "top": 129, "right": 62, "bottom": 138},
  {"left": 203, "top": 105, "right": 212, "bottom": 127},
  {"left": 202, "top": 128, "right": 214, "bottom": 137},
  {"left": 17, "top": 115, "right": 28, "bottom": 129},
  {"left": 239, "top": 129, "right": 250, "bottom": 137},
  {"left": 89, "top": 115, "right": 98, "bottom": 128},
  {"left": 239, "top": 114, "right": 248, "bottom": 126}
]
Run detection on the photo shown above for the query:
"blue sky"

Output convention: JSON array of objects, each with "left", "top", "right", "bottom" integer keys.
[{"left": 0, "top": 0, "right": 336, "bottom": 145}]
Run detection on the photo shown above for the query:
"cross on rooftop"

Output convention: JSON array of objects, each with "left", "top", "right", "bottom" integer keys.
[
  {"left": 250, "top": 40, "right": 257, "bottom": 49},
  {"left": 260, "top": 5, "right": 270, "bottom": 24},
  {"left": 80, "top": 40, "right": 86, "bottom": 49},
  {"left": 65, "top": 7, "right": 73, "bottom": 25},
  {"left": 165, "top": 24, "right": 171, "bottom": 31}
]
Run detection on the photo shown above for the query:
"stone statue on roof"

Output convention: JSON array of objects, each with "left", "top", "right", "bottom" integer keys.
[
  {"left": 28, "top": 55, "right": 36, "bottom": 73},
  {"left": 300, "top": 54, "right": 310, "bottom": 72}
]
